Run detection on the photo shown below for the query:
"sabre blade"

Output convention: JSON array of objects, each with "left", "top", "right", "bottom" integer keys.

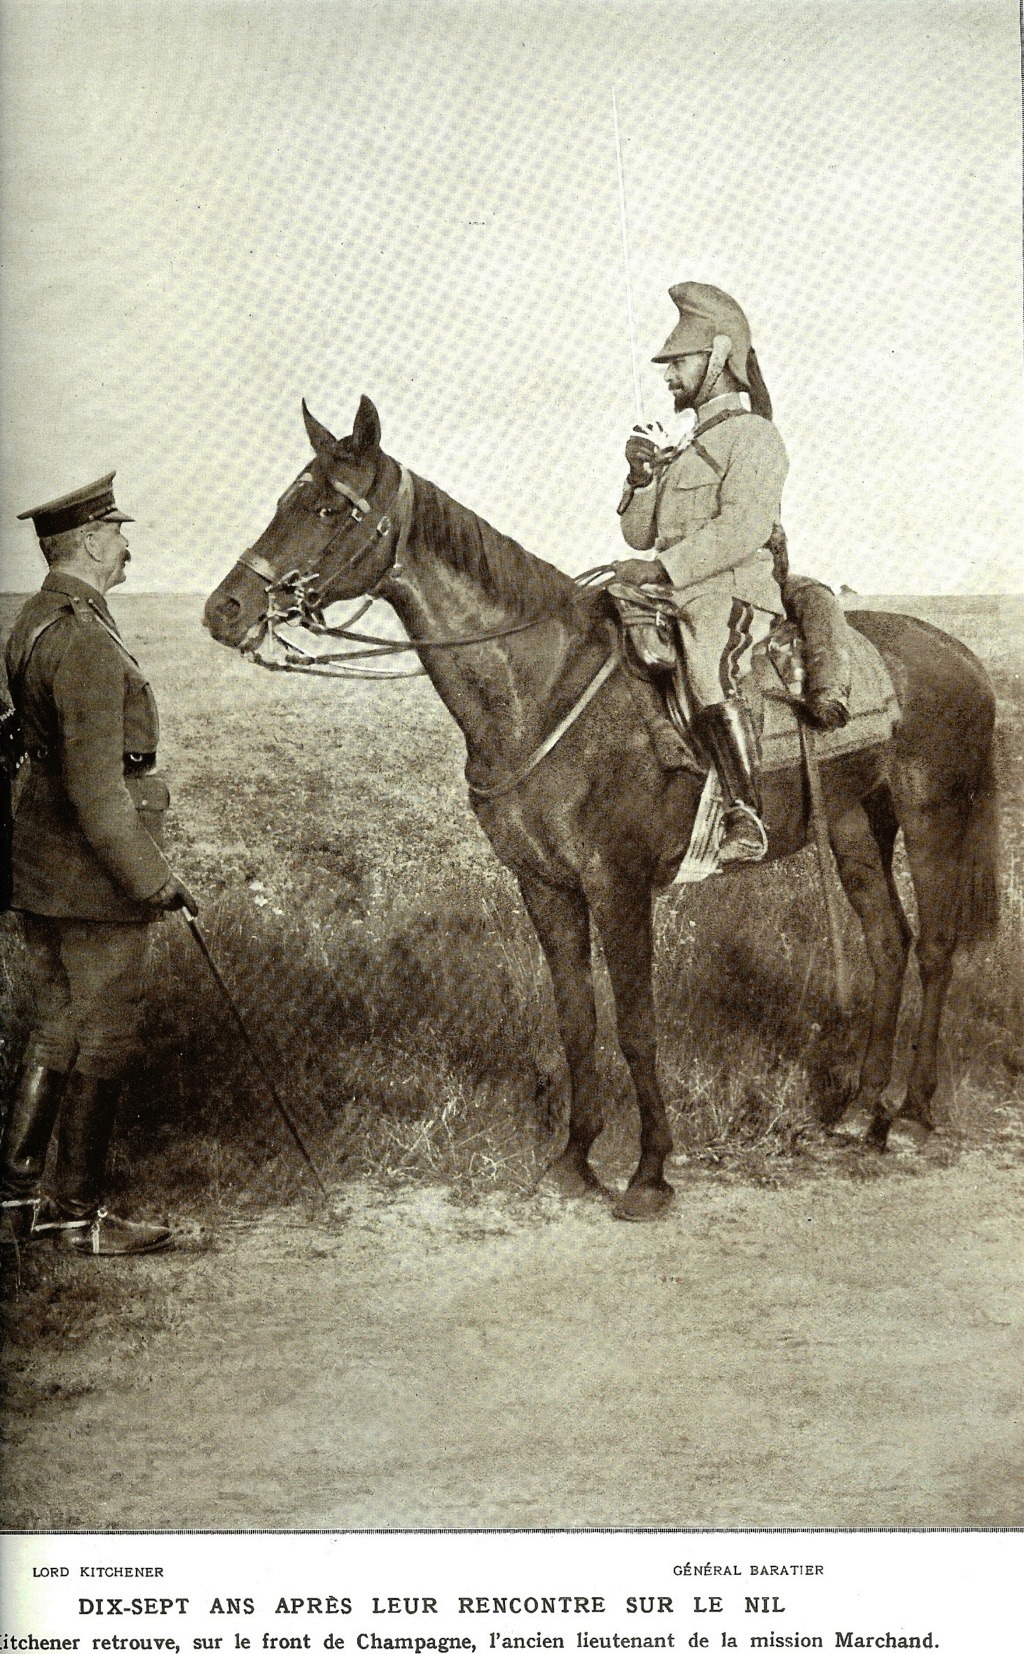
[{"left": 612, "top": 91, "right": 644, "bottom": 424}]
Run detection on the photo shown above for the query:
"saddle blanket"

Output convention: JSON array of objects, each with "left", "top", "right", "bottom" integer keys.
[
  {"left": 610, "top": 582, "right": 900, "bottom": 775},
  {"left": 669, "top": 628, "right": 900, "bottom": 885},
  {"left": 751, "top": 624, "right": 900, "bottom": 773}
]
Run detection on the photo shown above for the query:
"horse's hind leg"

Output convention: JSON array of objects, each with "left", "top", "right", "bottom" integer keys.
[
  {"left": 829, "top": 799, "right": 912, "bottom": 1148},
  {"left": 865, "top": 786, "right": 914, "bottom": 954},
  {"left": 897, "top": 801, "right": 963, "bottom": 1133},
  {"left": 590, "top": 879, "right": 674, "bottom": 1222},
  {"left": 517, "top": 872, "right": 608, "bottom": 1197}
]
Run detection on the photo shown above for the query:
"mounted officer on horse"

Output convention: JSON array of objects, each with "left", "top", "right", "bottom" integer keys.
[{"left": 613, "top": 281, "right": 849, "bottom": 866}]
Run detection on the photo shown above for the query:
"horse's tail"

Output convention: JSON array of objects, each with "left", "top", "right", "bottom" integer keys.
[{"left": 954, "top": 726, "right": 1001, "bottom": 948}]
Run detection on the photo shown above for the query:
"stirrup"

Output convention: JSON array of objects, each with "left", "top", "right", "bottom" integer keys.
[{"left": 718, "top": 801, "right": 769, "bottom": 863}]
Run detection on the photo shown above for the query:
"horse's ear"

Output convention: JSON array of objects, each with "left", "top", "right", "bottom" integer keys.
[
  {"left": 351, "top": 395, "right": 381, "bottom": 456},
  {"left": 302, "top": 399, "right": 339, "bottom": 456}
]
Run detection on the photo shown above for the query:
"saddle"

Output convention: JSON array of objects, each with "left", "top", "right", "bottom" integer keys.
[{"left": 609, "top": 574, "right": 899, "bottom": 776}]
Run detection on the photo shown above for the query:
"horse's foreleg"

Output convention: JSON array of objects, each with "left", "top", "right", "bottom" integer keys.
[
  {"left": 517, "top": 872, "right": 608, "bottom": 1197},
  {"left": 829, "top": 801, "right": 912, "bottom": 1148},
  {"left": 591, "top": 882, "right": 674, "bottom": 1222}
]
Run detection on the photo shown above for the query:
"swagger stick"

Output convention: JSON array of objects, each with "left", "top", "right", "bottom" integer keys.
[
  {"left": 181, "top": 910, "right": 331, "bottom": 1198},
  {"left": 612, "top": 91, "right": 644, "bottom": 424}
]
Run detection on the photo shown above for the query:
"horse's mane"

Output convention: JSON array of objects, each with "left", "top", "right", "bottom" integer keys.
[{"left": 412, "top": 473, "right": 602, "bottom": 629}]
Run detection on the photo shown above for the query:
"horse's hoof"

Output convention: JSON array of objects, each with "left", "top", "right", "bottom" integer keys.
[
  {"left": 540, "top": 1155, "right": 610, "bottom": 1200},
  {"left": 825, "top": 1104, "right": 874, "bottom": 1142},
  {"left": 897, "top": 1101, "right": 936, "bottom": 1132},
  {"left": 612, "top": 1182, "right": 675, "bottom": 1222},
  {"left": 889, "top": 1114, "right": 937, "bottom": 1150},
  {"left": 865, "top": 1114, "right": 891, "bottom": 1152}
]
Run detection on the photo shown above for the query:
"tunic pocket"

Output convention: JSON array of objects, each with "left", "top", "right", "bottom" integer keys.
[
  {"left": 126, "top": 770, "right": 170, "bottom": 846},
  {"left": 658, "top": 453, "right": 722, "bottom": 546},
  {"left": 670, "top": 474, "right": 721, "bottom": 512}
]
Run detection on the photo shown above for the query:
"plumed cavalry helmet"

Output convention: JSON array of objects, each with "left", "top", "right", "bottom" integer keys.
[{"left": 652, "top": 282, "right": 773, "bottom": 420}]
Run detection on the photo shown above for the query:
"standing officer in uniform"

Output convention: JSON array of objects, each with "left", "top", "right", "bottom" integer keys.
[
  {"left": 1, "top": 474, "right": 195, "bottom": 1256},
  {"left": 614, "top": 282, "right": 788, "bottom": 865}
]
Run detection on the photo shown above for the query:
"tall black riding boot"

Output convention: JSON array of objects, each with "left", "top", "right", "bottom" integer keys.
[
  {"left": 52, "top": 1072, "right": 171, "bottom": 1256},
  {"left": 53, "top": 1070, "right": 122, "bottom": 1218},
  {"left": 695, "top": 698, "right": 769, "bottom": 866},
  {"left": 1, "top": 1064, "right": 68, "bottom": 1240}
]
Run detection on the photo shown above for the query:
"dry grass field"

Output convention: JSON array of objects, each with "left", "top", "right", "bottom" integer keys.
[
  {"left": 0, "top": 590, "right": 1021, "bottom": 1530},
  {"left": 4, "top": 591, "right": 1019, "bottom": 1207}
]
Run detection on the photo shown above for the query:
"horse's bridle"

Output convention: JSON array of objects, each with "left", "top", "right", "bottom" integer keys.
[
  {"left": 237, "top": 454, "right": 406, "bottom": 608},
  {"left": 229, "top": 457, "right": 581, "bottom": 679}
]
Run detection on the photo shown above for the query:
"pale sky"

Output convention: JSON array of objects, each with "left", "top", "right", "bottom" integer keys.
[{"left": 1, "top": 0, "right": 1021, "bottom": 593}]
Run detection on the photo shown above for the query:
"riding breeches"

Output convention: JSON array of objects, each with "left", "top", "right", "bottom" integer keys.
[
  {"left": 673, "top": 590, "right": 774, "bottom": 708},
  {"left": 20, "top": 914, "right": 151, "bottom": 1079}
]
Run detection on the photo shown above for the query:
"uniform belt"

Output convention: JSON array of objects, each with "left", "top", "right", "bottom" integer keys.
[{"left": 29, "top": 749, "right": 157, "bottom": 776}]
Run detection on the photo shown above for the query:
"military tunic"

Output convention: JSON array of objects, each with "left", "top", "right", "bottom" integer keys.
[
  {"left": 4, "top": 571, "right": 173, "bottom": 1078},
  {"left": 5, "top": 571, "right": 170, "bottom": 920},
  {"left": 620, "top": 393, "right": 788, "bottom": 706}
]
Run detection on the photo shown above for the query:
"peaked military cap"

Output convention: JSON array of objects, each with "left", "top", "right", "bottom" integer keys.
[{"left": 17, "top": 473, "right": 134, "bottom": 538}]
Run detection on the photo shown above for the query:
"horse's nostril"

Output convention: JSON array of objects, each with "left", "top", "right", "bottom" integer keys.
[{"left": 204, "top": 593, "right": 242, "bottom": 637}]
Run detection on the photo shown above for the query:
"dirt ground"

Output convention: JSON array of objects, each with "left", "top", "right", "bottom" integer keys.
[{"left": 4, "top": 1135, "right": 1022, "bottom": 1532}]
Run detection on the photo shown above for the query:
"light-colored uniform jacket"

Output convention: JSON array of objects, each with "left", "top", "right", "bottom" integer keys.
[{"left": 620, "top": 393, "right": 788, "bottom": 616}]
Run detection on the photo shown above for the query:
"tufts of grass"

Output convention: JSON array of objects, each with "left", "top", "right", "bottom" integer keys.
[
  {"left": 84, "top": 872, "right": 563, "bottom": 1214},
  {"left": 1, "top": 597, "right": 1021, "bottom": 1225},
  {"left": 1, "top": 821, "right": 1021, "bottom": 1230}
]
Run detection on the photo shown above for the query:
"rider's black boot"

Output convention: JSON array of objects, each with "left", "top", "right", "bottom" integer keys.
[{"left": 695, "top": 698, "right": 769, "bottom": 866}]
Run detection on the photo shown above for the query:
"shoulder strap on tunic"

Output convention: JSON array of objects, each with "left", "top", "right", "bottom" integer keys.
[
  {"left": 689, "top": 407, "right": 752, "bottom": 480},
  {"left": 7, "top": 609, "right": 70, "bottom": 697},
  {"left": 9, "top": 590, "right": 138, "bottom": 699},
  {"left": 84, "top": 597, "right": 140, "bottom": 666}
]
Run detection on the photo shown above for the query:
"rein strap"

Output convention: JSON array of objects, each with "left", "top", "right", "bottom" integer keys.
[{"left": 467, "top": 652, "right": 619, "bottom": 801}]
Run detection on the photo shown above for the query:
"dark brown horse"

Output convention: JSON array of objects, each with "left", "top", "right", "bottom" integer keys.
[{"left": 204, "top": 397, "right": 999, "bottom": 1220}]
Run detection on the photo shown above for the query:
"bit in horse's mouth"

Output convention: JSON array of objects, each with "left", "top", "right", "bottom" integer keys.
[{"left": 239, "top": 616, "right": 270, "bottom": 655}]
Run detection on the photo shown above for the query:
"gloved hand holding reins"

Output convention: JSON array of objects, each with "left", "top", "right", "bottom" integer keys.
[{"left": 612, "top": 558, "right": 671, "bottom": 588}]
